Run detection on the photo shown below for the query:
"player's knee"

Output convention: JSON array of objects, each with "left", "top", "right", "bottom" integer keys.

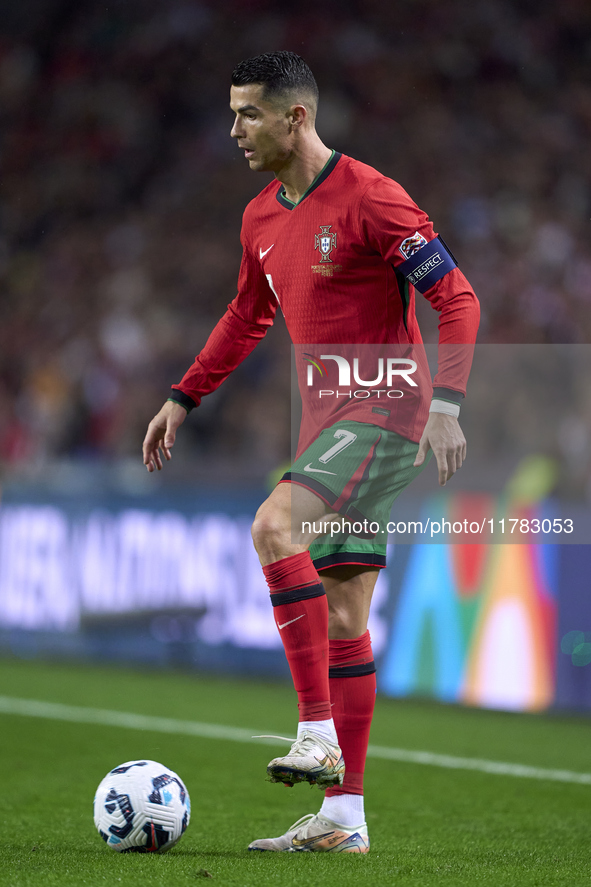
[
  {"left": 251, "top": 503, "right": 290, "bottom": 555},
  {"left": 328, "top": 597, "right": 369, "bottom": 639},
  {"left": 328, "top": 604, "right": 357, "bottom": 639}
]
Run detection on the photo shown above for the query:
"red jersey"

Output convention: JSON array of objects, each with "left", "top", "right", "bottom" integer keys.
[{"left": 172, "top": 152, "right": 480, "bottom": 446}]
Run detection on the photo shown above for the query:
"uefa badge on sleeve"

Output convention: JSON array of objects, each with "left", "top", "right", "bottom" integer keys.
[{"left": 398, "top": 231, "right": 428, "bottom": 260}]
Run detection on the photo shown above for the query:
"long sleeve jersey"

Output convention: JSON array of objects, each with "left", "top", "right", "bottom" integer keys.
[{"left": 171, "top": 151, "right": 480, "bottom": 447}]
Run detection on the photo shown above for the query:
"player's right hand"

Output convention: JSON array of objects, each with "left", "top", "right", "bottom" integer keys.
[{"left": 142, "top": 400, "right": 187, "bottom": 472}]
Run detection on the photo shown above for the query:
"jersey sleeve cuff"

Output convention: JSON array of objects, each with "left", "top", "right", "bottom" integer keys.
[
  {"left": 432, "top": 387, "right": 464, "bottom": 404},
  {"left": 168, "top": 388, "right": 198, "bottom": 413},
  {"left": 431, "top": 387, "right": 463, "bottom": 418}
]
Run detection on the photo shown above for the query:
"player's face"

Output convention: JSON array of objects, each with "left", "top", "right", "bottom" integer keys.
[{"left": 230, "top": 84, "right": 293, "bottom": 173}]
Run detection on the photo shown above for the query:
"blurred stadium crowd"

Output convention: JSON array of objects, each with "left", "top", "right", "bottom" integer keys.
[{"left": 1, "top": 0, "right": 591, "bottom": 489}]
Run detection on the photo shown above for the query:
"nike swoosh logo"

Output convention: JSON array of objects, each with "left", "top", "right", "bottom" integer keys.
[
  {"left": 259, "top": 244, "right": 274, "bottom": 259},
  {"left": 278, "top": 614, "right": 306, "bottom": 630},
  {"left": 291, "top": 831, "right": 334, "bottom": 848},
  {"left": 303, "top": 463, "right": 337, "bottom": 476}
]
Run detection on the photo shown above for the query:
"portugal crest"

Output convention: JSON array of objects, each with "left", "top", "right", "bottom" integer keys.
[{"left": 315, "top": 225, "right": 337, "bottom": 263}]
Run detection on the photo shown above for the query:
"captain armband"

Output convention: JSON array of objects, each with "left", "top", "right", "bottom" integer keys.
[{"left": 398, "top": 236, "right": 458, "bottom": 293}]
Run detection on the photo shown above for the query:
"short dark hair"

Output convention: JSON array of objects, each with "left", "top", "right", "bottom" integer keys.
[{"left": 231, "top": 51, "right": 319, "bottom": 107}]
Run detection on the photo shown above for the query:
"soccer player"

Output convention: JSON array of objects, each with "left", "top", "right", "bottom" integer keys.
[{"left": 142, "top": 51, "right": 479, "bottom": 853}]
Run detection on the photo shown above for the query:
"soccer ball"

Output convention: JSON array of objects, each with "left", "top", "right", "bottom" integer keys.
[{"left": 93, "top": 760, "right": 190, "bottom": 852}]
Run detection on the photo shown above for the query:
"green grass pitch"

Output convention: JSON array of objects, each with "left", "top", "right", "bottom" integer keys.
[{"left": 0, "top": 657, "right": 590, "bottom": 886}]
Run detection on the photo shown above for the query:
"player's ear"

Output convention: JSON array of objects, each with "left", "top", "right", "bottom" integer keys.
[{"left": 288, "top": 104, "right": 307, "bottom": 129}]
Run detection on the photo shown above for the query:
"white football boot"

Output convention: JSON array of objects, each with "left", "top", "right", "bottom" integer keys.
[
  {"left": 248, "top": 812, "right": 369, "bottom": 853},
  {"left": 265, "top": 731, "right": 345, "bottom": 788}
]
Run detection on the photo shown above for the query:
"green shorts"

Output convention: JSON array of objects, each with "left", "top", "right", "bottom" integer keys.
[{"left": 280, "top": 420, "right": 430, "bottom": 571}]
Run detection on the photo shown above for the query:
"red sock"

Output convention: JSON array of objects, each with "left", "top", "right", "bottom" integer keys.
[
  {"left": 263, "top": 551, "right": 331, "bottom": 722},
  {"left": 325, "top": 631, "right": 376, "bottom": 796}
]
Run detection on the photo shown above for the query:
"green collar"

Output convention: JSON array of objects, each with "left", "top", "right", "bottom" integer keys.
[{"left": 276, "top": 150, "right": 341, "bottom": 210}]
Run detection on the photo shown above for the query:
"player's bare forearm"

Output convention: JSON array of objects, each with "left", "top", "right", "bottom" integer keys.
[
  {"left": 142, "top": 400, "right": 187, "bottom": 472},
  {"left": 413, "top": 412, "right": 466, "bottom": 486}
]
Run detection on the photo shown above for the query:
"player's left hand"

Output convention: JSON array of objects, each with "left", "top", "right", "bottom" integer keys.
[
  {"left": 414, "top": 412, "right": 466, "bottom": 486},
  {"left": 142, "top": 400, "right": 187, "bottom": 473}
]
